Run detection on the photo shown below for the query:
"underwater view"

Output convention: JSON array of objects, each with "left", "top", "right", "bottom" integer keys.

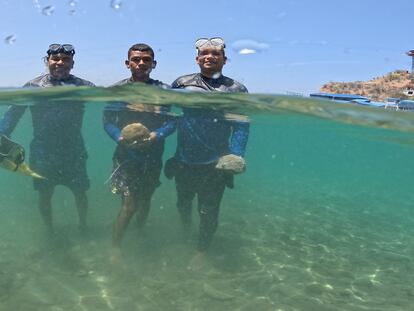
[{"left": 0, "top": 86, "right": 413, "bottom": 311}]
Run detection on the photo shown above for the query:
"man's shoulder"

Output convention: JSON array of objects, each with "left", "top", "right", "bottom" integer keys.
[
  {"left": 110, "top": 78, "right": 130, "bottom": 87},
  {"left": 23, "top": 74, "right": 94, "bottom": 88},
  {"left": 23, "top": 74, "right": 47, "bottom": 87},
  {"left": 221, "top": 75, "right": 248, "bottom": 93},
  {"left": 171, "top": 73, "right": 200, "bottom": 88},
  {"left": 149, "top": 79, "right": 171, "bottom": 89}
]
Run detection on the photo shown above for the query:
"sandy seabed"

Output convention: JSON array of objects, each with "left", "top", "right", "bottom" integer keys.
[{"left": 1, "top": 183, "right": 413, "bottom": 311}]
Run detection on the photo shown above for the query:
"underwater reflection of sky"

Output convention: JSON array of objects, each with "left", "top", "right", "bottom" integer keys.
[{"left": 0, "top": 0, "right": 412, "bottom": 94}]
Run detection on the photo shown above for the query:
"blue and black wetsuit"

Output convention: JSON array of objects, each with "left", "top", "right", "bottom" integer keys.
[
  {"left": 0, "top": 74, "right": 94, "bottom": 191},
  {"left": 171, "top": 73, "right": 249, "bottom": 252},
  {"left": 103, "top": 78, "right": 175, "bottom": 196}
]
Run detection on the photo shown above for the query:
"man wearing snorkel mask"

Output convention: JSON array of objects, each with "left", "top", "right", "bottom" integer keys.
[
  {"left": 103, "top": 43, "right": 175, "bottom": 262},
  {"left": 0, "top": 44, "right": 94, "bottom": 236},
  {"left": 169, "top": 37, "right": 250, "bottom": 270}
]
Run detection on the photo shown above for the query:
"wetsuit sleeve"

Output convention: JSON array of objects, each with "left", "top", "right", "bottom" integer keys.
[
  {"left": 229, "top": 84, "right": 249, "bottom": 156},
  {"left": 229, "top": 120, "right": 250, "bottom": 157},
  {"left": 103, "top": 103, "right": 122, "bottom": 142},
  {"left": 154, "top": 117, "right": 176, "bottom": 139},
  {"left": 0, "top": 105, "right": 27, "bottom": 137},
  {"left": 154, "top": 105, "right": 176, "bottom": 139}
]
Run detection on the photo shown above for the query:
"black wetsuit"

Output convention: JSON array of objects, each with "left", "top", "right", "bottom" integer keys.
[
  {"left": 0, "top": 74, "right": 94, "bottom": 191},
  {"left": 103, "top": 78, "right": 175, "bottom": 197},
  {"left": 171, "top": 73, "right": 249, "bottom": 251}
]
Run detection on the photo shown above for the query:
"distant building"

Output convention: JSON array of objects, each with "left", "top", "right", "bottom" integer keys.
[
  {"left": 403, "top": 88, "right": 414, "bottom": 96},
  {"left": 406, "top": 50, "right": 414, "bottom": 96}
]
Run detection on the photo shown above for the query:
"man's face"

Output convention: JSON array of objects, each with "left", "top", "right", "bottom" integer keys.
[
  {"left": 47, "top": 53, "right": 74, "bottom": 80},
  {"left": 126, "top": 50, "right": 155, "bottom": 81},
  {"left": 196, "top": 46, "right": 226, "bottom": 76}
]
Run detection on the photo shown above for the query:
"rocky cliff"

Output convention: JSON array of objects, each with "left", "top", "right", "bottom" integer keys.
[{"left": 320, "top": 70, "right": 414, "bottom": 101}]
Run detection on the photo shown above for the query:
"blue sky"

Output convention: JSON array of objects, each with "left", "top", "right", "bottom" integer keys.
[{"left": 0, "top": 0, "right": 412, "bottom": 94}]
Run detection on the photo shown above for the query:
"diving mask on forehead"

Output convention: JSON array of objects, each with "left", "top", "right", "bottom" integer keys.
[
  {"left": 47, "top": 44, "right": 75, "bottom": 56},
  {"left": 195, "top": 37, "right": 226, "bottom": 49}
]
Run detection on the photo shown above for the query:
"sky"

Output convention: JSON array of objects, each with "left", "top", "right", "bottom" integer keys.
[{"left": 0, "top": 0, "right": 412, "bottom": 94}]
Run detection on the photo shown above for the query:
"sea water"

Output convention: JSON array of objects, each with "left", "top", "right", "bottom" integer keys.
[{"left": 0, "top": 85, "right": 413, "bottom": 311}]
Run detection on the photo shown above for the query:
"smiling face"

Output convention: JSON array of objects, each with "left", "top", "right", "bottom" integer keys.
[
  {"left": 47, "top": 53, "right": 74, "bottom": 80},
  {"left": 125, "top": 50, "right": 156, "bottom": 82},
  {"left": 196, "top": 46, "right": 226, "bottom": 78}
]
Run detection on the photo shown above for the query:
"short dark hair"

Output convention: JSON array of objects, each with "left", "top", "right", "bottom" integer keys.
[{"left": 128, "top": 43, "right": 154, "bottom": 59}]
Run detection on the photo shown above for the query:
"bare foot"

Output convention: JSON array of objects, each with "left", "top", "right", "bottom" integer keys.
[
  {"left": 110, "top": 247, "right": 122, "bottom": 264},
  {"left": 187, "top": 251, "right": 207, "bottom": 271}
]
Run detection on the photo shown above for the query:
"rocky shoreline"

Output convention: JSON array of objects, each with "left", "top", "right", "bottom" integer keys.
[{"left": 320, "top": 70, "right": 414, "bottom": 101}]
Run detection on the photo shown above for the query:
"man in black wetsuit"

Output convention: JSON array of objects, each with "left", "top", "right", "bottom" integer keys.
[
  {"left": 103, "top": 43, "right": 175, "bottom": 262},
  {"left": 170, "top": 37, "right": 249, "bottom": 269},
  {"left": 0, "top": 44, "right": 94, "bottom": 235}
]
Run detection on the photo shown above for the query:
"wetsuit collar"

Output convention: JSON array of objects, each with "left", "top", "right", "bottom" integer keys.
[
  {"left": 200, "top": 72, "right": 223, "bottom": 80},
  {"left": 47, "top": 73, "right": 74, "bottom": 84},
  {"left": 200, "top": 73, "right": 224, "bottom": 86},
  {"left": 128, "top": 77, "right": 155, "bottom": 84}
]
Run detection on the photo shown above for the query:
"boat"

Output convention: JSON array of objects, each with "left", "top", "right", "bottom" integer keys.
[
  {"left": 309, "top": 92, "right": 369, "bottom": 103},
  {"left": 396, "top": 100, "right": 414, "bottom": 111},
  {"left": 309, "top": 92, "right": 403, "bottom": 110}
]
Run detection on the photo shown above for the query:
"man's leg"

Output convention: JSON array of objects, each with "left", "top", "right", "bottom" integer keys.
[
  {"left": 111, "top": 194, "right": 137, "bottom": 262},
  {"left": 66, "top": 155, "right": 90, "bottom": 232},
  {"left": 38, "top": 186, "right": 55, "bottom": 235},
  {"left": 135, "top": 162, "right": 161, "bottom": 229},
  {"left": 72, "top": 190, "right": 88, "bottom": 232},
  {"left": 135, "top": 187, "right": 156, "bottom": 229},
  {"left": 197, "top": 179, "right": 226, "bottom": 252},
  {"left": 188, "top": 171, "right": 226, "bottom": 270},
  {"left": 175, "top": 176, "right": 195, "bottom": 233}
]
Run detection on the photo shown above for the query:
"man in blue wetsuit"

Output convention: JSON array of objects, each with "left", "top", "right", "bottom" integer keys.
[
  {"left": 169, "top": 37, "right": 249, "bottom": 269},
  {"left": 103, "top": 43, "right": 175, "bottom": 262},
  {"left": 0, "top": 44, "right": 94, "bottom": 235}
]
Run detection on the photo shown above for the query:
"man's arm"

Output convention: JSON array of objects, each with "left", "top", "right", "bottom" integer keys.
[
  {"left": 0, "top": 105, "right": 27, "bottom": 137},
  {"left": 229, "top": 82, "right": 249, "bottom": 156},
  {"left": 153, "top": 106, "right": 176, "bottom": 140},
  {"left": 103, "top": 103, "right": 123, "bottom": 142},
  {"left": 229, "top": 119, "right": 249, "bottom": 157}
]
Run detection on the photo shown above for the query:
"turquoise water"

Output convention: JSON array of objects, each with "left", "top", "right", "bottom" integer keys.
[{"left": 1, "top": 86, "right": 414, "bottom": 311}]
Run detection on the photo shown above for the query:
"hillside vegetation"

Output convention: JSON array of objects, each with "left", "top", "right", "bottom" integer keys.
[{"left": 320, "top": 70, "right": 413, "bottom": 101}]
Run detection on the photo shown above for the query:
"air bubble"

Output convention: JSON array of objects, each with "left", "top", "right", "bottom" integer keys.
[
  {"left": 212, "top": 72, "right": 221, "bottom": 79},
  {"left": 4, "top": 35, "right": 16, "bottom": 45},
  {"left": 110, "top": 0, "right": 122, "bottom": 10},
  {"left": 42, "top": 5, "right": 55, "bottom": 16},
  {"left": 33, "top": 0, "right": 41, "bottom": 10}
]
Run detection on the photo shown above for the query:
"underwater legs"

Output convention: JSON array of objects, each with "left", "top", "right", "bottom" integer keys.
[
  {"left": 72, "top": 190, "right": 88, "bottom": 233},
  {"left": 135, "top": 188, "right": 155, "bottom": 229},
  {"left": 38, "top": 187, "right": 54, "bottom": 235},
  {"left": 196, "top": 176, "right": 226, "bottom": 250},
  {"left": 112, "top": 195, "right": 136, "bottom": 260},
  {"left": 176, "top": 189, "right": 195, "bottom": 234}
]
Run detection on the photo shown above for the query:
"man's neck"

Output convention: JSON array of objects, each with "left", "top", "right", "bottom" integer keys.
[
  {"left": 131, "top": 74, "right": 150, "bottom": 83},
  {"left": 200, "top": 71, "right": 221, "bottom": 79},
  {"left": 49, "top": 74, "right": 71, "bottom": 81}
]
